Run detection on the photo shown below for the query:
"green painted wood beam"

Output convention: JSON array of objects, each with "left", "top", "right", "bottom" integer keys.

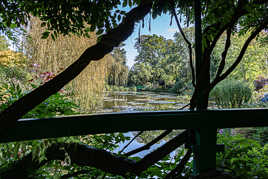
[{"left": 1, "top": 108, "right": 268, "bottom": 143}]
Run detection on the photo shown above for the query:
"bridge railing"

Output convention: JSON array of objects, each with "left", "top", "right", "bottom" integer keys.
[{"left": 0, "top": 108, "right": 268, "bottom": 174}]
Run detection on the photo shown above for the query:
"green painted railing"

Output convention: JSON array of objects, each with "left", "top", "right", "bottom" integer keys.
[{"left": 0, "top": 108, "right": 268, "bottom": 175}]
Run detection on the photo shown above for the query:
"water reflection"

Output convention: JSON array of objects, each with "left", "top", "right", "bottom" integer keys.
[
  {"left": 98, "top": 91, "right": 187, "bottom": 113},
  {"left": 95, "top": 91, "right": 187, "bottom": 157}
]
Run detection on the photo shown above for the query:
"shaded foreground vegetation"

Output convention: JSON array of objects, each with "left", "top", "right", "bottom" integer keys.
[{"left": 0, "top": 0, "right": 268, "bottom": 178}]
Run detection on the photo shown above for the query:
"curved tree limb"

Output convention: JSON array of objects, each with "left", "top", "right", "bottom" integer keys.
[
  {"left": 164, "top": 148, "right": 192, "bottom": 179},
  {"left": 124, "top": 129, "right": 172, "bottom": 157},
  {"left": 214, "top": 28, "right": 232, "bottom": 79},
  {"left": 210, "top": 19, "right": 268, "bottom": 89},
  {"left": 119, "top": 131, "right": 144, "bottom": 154},
  {"left": 0, "top": 0, "right": 153, "bottom": 132},
  {"left": 44, "top": 130, "right": 187, "bottom": 176},
  {"left": 203, "top": 0, "right": 247, "bottom": 61},
  {"left": 134, "top": 130, "right": 187, "bottom": 173},
  {"left": 172, "top": 7, "right": 195, "bottom": 87},
  {"left": 123, "top": 104, "right": 189, "bottom": 157},
  {"left": 46, "top": 143, "right": 138, "bottom": 176}
]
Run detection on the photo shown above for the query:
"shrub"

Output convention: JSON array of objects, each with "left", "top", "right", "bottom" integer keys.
[
  {"left": 170, "top": 79, "right": 184, "bottom": 94},
  {"left": 217, "top": 134, "right": 268, "bottom": 178},
  {"left": 210, "top": 79, "right": 252, "bottom": 108}
]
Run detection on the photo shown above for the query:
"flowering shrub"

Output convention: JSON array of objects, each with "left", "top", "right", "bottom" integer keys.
[
  {"left": 0, "top": 63, "right": 77, "bottom": 117},
  {"left": 0, "top": 62, "right": 131, "bottom": 178}
]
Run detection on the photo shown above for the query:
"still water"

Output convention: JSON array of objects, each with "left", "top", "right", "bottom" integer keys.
[
  {"left": 97, "top": 91, "right": 188, "bottom": 113},
  {"left": 95, "top": 91, "right": 187, "bottom": 157}
]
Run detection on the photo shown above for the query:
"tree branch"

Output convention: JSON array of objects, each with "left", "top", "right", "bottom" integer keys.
[
  {"left": 202, "top": 1, "right": 248, "bottom": 69},
  {"left": 134, "top": 130, "right": 187, "bottom": 173},
  {"left": 124, "top": 129, "right": 172, "bottom": 157},
  {"left": 211, "top": 20, "right": 268, "bottom": 88},
  {"left": 0, "top": 0, "right": 153, "bottom": 132},
  {"left": 164, "top": 148, "right": 192, "bottom": 179},
  {"left": 172, "top": 7, "right": 195, "bottom": 87},
  {"left": 119, "top": 131, "right": 143, "bottom": 154},
  {"left": 45, "top": 143, "right": 138, "bottom": 176},
  {"left": 44, "top": 131, "right": 187, "bottom": 176},
  {"left": 214, "top": 28, "right": 232, "bottom": 79}
]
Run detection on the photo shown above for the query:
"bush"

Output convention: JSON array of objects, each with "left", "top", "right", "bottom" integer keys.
[
  {"left": 170, "top": 79, "right": 184, "bottom": 94},
  {"left": 210, "top": 79, "right": 252, "bottom": 108},
  {"left": 217, "top": 134, "right": 268, "bottom": 178}
]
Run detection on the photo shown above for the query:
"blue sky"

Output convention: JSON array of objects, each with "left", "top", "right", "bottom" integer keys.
[{"left": 123, "top": 13, "right": 179, "bottom": 68}]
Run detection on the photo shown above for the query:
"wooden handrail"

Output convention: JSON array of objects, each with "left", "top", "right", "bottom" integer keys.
[{"left": 1, "top": 108, "right": 268, "bottom": 143}]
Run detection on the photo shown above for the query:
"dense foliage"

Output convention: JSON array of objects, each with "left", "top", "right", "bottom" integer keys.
[
  {"left": 217, "top": 134, "right": 268, "bottom": 179},
  {"left": 128, "top": 30, "right": 268, "bottom": 95},
  {"left": 210, "top": 79, "right": 252, "bottom": 108},
  {"left": 0, "top": 0, "right": 268, "bottom": 178},
  {"left": 128, "top": 29, "right": 194, "bottom": 92},
  {"left": 107, "top": 44, "right": 129, "bottom": 86}
]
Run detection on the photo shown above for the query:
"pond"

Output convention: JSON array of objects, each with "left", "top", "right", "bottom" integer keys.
[
  {"left": 96, "top": 91, "right": 189, "bottom": 114},
  {"left": 94, "top": 91, "right": 187, "bottom": 157}
]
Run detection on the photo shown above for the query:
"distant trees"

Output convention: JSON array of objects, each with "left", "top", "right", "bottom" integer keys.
[
  {"left": 107, "top": 44, "right": 129, "bottom": 86},
  {"left": 128, "top": 28, "right": 268, "bottom": 94},
  {"left": 0, "top": 0, "right": 268, "bottom": 178},
  {"left": 128, "top": 34, "right": 187, "bottom": 89}
]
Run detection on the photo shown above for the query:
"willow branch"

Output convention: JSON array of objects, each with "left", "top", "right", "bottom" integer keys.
[
  {"left": 214, "top": 28, "right": 232, "bottom": 79},
  {"left": 124, "top": 129, "right": 172, "bottom": 157},
  {"left": 164, "top": 148, "right": 192, "bottom": 179},
  {"left": 0, "top": 0, "right": 153, "bottom": 132},
  {"left": 119, "top": 131, "right": 143, "bottom": 154},
  {"left": 172, "top": 8, "right": 195, "bottom": 87},
  {"left": 211, "top": 20, "right": 268, "bottom": 89}
]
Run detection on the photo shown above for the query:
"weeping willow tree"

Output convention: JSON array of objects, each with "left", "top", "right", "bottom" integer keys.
[
  {"left": 107, "top": 44, "right": 129, "bottom": 86},
  {"left": 25, "top": 17, "right": 114, "bottom": 111},
  {"left": 1, "top": 0, "right": 268, "bottom": 178}
]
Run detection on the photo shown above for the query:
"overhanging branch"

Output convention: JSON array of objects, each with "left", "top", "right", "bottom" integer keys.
[
  {"left": 172, "top": 7, "right": 195, "bottom": 87},
  {"left": 214, "top": 28, "right": 232, "bottom": 79},
  {"left": 164, "top": 148, "right": 192, "bottom": 179},
  {"left": 211, "top": 20, "right": 268, "bottom": 88},
  {"left": 44, "top": 131, "right": 187, "bottom": 176},
  {"left": 124, "top": 130, "right": 172, "bottom": 157},
  {"left": 0, "top": 0, "right": 153, "bottom": 132},
  {"left": 202, "top": 1, "right": 248, "bottom": 67},
  {"left": 119, "top": 131, "right": 144, "bottom": 154}
]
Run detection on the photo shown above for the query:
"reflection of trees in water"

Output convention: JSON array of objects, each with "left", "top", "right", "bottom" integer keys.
[{"left": 100, "top": 91, "right": 189, "bottom": 113}]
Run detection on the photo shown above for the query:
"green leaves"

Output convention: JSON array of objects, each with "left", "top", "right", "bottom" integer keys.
[
  {"left": 41, "top": 31, "right": 50, "bottom": 39},
  {"left": 210, "top": 79, "right": 252, "bottom": 108},
  {"left": 217, "top": 134, "right": 268, "bottom": 178}
]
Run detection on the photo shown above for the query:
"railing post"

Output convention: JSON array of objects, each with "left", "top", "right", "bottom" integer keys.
[
  {"left": 193, "top": 0, "right": 217, "bottom": 175},
  {"left": 193, "top": 128, "right": 217, "bottom": 175}
]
